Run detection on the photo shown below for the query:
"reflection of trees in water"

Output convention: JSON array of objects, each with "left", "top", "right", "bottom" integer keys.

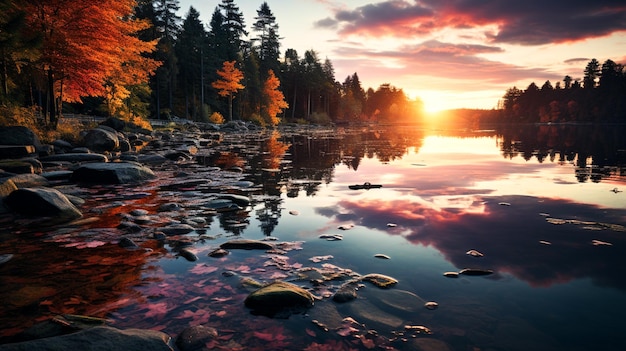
[{"left": 498, "top": 125, "right": 626, "bottom": 182}]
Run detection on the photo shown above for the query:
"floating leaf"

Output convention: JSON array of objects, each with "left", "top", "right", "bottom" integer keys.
[{"left": 190, "top": 264, "right": 219, "bottom": 275}]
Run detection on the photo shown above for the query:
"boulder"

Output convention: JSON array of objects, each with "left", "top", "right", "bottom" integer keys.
[
  {"left": 1, "top": 326, "right": 172, "bottom": 351},
  {"left": 70, "top": 162, "right": 156, "bottom": 184},
  {"left": 244, "top": 281, "right": 315, "bottom": 318},
  {"left": 39, "top": 153, "right": 109, "bottom": 163},
  {"left": 4, "top": 187, "right": 82, "bottom": 224},
  {"left": 5, "top": 174, "right": 50, "bottom": 188},
  {"left": 0, "top": 145, "right": 36, "bottom": 159},
  {"left": 83, "top": 128, "right": 119, "bottom": 152},
  {"left": 0, "top": 126, "right": 40, "bottom": 146},
  {"left": 0, "top": 160, "right": 34, "bottom": 174}
]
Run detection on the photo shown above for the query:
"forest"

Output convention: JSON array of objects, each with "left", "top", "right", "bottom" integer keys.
[
  {"left": 0, "top": 0, "right": 423, "bottom": 129},
  {"left": 498, "top": 58, "right": 626, "bottom": 123}
]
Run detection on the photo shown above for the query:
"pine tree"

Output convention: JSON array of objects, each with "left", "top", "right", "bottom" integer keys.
[
  {"left": 252, "top": 2, "right": 281, "bottom": 79},
  {"left": 218, "top": 0, "right": 247, "bottom": 61}
]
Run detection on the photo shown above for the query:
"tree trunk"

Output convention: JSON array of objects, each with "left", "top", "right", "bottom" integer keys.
[{"left": 47, "top": 68, "right": 58, "bottom": 128}]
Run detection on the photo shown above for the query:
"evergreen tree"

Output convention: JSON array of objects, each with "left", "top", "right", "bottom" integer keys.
[
  {"left": 175, "top": 6, "right": 207, "bottom": 120},
  {"left": 252, "top": 2, "right": 281, "bottom": 79},
  {"left": 583, "top": 58, "right": 600, "bottom": 89},
  {"left": 218, "top": 0, "right": 247, "bottom": 61}
]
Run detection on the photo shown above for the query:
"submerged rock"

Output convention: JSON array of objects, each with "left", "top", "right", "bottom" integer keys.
[
  {"left": 176, "top": 325, "right": 218, "bottom": 351},
  {"left": 332, "top": 280, "right": 359, "bottom": 303},
  {"left": 244, "top": 281, "right": 315, "bottom": 318}
]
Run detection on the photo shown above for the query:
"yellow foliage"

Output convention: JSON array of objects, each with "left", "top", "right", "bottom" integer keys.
[
  {"left": 262, "top": 70, "right": 288, "bottom": 126},
  {"left": 209, "top": 112, "right": 225, "bottom": 124}
]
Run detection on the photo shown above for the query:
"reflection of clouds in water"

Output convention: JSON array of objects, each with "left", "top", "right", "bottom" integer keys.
[{"left": 317, "top": 194, "right": 626, "bottom": 291}]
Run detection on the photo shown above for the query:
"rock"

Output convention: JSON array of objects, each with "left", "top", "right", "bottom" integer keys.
[
  {"left": 0, "top": 160, "right": 34, "bottom": 174},
  {"left": 0, "top": 253, "right": 13, "bottom": 265},
  {"left": 215, "top": 193, "right": 251, "bottom": 207},
  {"left": 0, "top": 126, "right": 40, "bottom": 146},
  {"left": 443, "top": 272, "right": 459, "bottom": 278},
  {"left": 319, "top": 234, "right": 343, "bottom": 241},
  {"left": 157, "top": 202, "right": 183, "bottom": 212},
  {"left": 176, "top": 325, "right": 218, "bottom": 351},
  {"left": 41, "top": 170, "right": 73, "bottom": 181},
  {"left": 348, "top": 182, "right": 382, "bottom": 190},
  {"left": 0, "top": 145, "right": 36, "bottom": 159},
  {"left": 178, "top": 248, "right": 198, "bottom": 261},
  {"left": 220, "top": 239, "right": 274, "bottom": 250},
  {"left": 0, "top": 178, "right": 18, "bottom": 197},
  {"left": 244, "top": 281, "right": 314, "bottom": 317},
  {"left": 71, "top": 162, "right": 156, "bottom": 184},
  {"left": 39, "top": 153, "right": 109, "bottom": 163},
  {"left": 332, "top": 281, "right": 359, "bottom": 303},
  {"left": 118, "top": 237, "right": 139, "bottom": 249},
  {"left": 160, "top": 224, "right": 195, "bottom": 236},
  {"left": 100, "top": 117, "right": 127, "bottom": 132},
  {"left": 5, "top": 174, "right": 50, "bottom": 188},
  {"left": 459, "top": 268, "right": 494, "bottom": 276},
  {"left": 208, "top": 248, "right": 229, "bottom": 258},
  {"left": 83, "top": 127, "right": 120, "bottom": 152},
  {"left": 424, "top": 301, "right": 439, "bottom": 310},
  {"left": 466, "top": 249, "right": 484, "bottom": 257},
  {"left": 4, "top": 187, "right": 82, "bottom": 225},
  {"left": 1, "top": 326, "right": 172, "bottom": 351},
  {"left": 137, "top": 154, "right": 168, "bottom": 165},
  {"left": 374, "top": 253, "right": 391, "bottom": 259},
  {"left": 360, "top": 273, "right": 398, "bottom": 288}
]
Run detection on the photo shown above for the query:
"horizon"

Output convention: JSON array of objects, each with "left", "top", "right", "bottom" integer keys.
[{"left": 178, "top": 0, "right": 626, "bottom": 113}]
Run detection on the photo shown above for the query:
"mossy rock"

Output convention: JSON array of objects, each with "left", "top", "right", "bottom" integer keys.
[{"left": 244, "top": 281, "right": 314, "bottom": 318}]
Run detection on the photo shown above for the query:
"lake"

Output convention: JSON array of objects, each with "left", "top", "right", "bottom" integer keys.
[{"left": 1, "top": 124, "right": 625, "bottom": 350}]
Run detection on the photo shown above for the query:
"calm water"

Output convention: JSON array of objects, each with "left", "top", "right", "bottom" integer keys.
[{"left": 1, "top": 124, "right": 625, "bottom": 350}]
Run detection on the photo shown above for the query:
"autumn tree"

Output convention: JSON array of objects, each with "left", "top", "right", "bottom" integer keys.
[
  {"left": 261, "top": 69, "right": 287, "bottom": 125},
  {"left": 22, "top": 0, "right": 158, "bottom": 127},
  {"left": 212, "top": 60, "right": 244, "bottom": 121}
]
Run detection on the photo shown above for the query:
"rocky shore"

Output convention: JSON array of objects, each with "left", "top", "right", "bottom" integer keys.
[{"left": 0, "top": 119, "right": 444, "bottom": 350}]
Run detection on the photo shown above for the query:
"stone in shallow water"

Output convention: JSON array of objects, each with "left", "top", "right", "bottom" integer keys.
[
  {"left": 332, "top": 280, "right": 359, "bottom": 303},
  {"left": 443, "top": 272, "right": 459, "bottom": 278},
  {"left": 176, "top": 325, "right": 218, "bottom": 351},
  {"left": 360, "top": 273, "right": 398, "bottom": 288},
  {"left": 459, "top": 268, "right": 494, "bottom": 276},
  {"left": 220, "top": 239, "right": 274, "bottom": 250},
  {"left": 244, "top": 281, "right": 314, "bottom": 318}
]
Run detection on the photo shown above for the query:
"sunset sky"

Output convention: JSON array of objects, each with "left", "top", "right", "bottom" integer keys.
[{"left": 179, "top": 0, "right": 626, "bottom": 112}]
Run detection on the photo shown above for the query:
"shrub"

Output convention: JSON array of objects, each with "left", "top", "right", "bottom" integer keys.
[
  {"left": 247, "top": 113, "right": 266, "bottom": 127},
  {"left": 209, "top": 112, "right": 225, "bottom": 124}
]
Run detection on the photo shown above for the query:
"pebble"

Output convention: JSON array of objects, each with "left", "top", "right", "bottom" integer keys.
[
  {"left": 319, "top": 234, "right": 343, "bottom": 241},
  {"left": 424, "top": 301, "right": 438, "bottom": 310},
  {"left": 466, "top": 249, "right": 484, "bottom": 257},
  {"left": 374, "top": 254, "right": 391, "bottom": 259},
  {"left": 443, "top": 272, "right": 459, "bottom": 278}
]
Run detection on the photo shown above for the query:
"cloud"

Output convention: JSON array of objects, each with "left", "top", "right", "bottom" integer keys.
[
  {"left": 331, "top": 40, "right": 560, "bottom": 84},
  {"left": 316, "top": 0, "right": 626, "bottom": 45}
]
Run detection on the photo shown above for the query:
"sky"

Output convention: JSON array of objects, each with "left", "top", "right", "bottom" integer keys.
[{"left": 178, "top": 0, "right": 626, "bottom": 112}]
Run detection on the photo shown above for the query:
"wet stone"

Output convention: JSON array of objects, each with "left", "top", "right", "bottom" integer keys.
[
  {"left": 176, "top": 325, "right": 218, "bottom": 351},
  {"left": 118, "top": 237, "right": 139, "bottom": 249},
  {"left": 360, "top": 273, "right": 398, "bottom": 288},
  {"left": 208, "top": 248, "right": 229, "bottom": 258},
  {"left": 443, "top": 272, "right": 459, "bottom": 278},
  {"left": 244, "top": 281, "right": 315, "bottom": 318},
  {"left": 158, "top": 202, "right": 183, "bottom": 212},
  {"left": 160, "top": 224, "right": 195, "bottom": 236},
  {"left": 220, "top": 239, "right": 274, "bottom": 250},
  {"left": 333, "top": 281, "right": 359, "bottom": 303},
  {"left": 178, "top": 248, "right": 198, "bottom": 262},
  {"left": 459, "top": 268, "right": 494, "bottom": 276}
]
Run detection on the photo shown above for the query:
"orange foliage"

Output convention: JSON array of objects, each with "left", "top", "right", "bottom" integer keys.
[
  {"left": 23, "top": 0, "right": 159, "bottom": 103},
  {"left": 262, "top": 70, "right": 288, "bottom": 126},
  {"left": 212, "top": 60, "right": 244, "bottom": 97}
]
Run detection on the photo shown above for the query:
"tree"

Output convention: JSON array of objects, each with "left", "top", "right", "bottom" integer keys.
[
  {"left": 262, "top": 69, "right": 287, "bottom": 125},
  {"left": 152, "top": 0, "right": 181, "bottom": 117},
  {"left": 252, "top": 2, "right": 281, "bottom": 78},
  {"left": 219, "top": 0, "right": 247, "bottom": 61},
  {"left": 583, "top": 58, "right": 600, "bottom": 89},
  {"left": 23, "top": 0, "right": 158, "bottom": 127},
  {"left": 212, "top": 60, "right": 244, "bottom": 121},
  {"left": 175, "top": 6, "right": 207, "bottom": 120}
]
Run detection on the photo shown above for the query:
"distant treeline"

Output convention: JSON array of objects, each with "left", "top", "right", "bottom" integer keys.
[{"left": 499, "top": 59, "right": 626, "bottom": 123}]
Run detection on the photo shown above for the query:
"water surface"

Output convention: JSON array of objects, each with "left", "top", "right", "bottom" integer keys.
[{"left": 1, "top": 124, "right": 625, "bottom": 350}]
